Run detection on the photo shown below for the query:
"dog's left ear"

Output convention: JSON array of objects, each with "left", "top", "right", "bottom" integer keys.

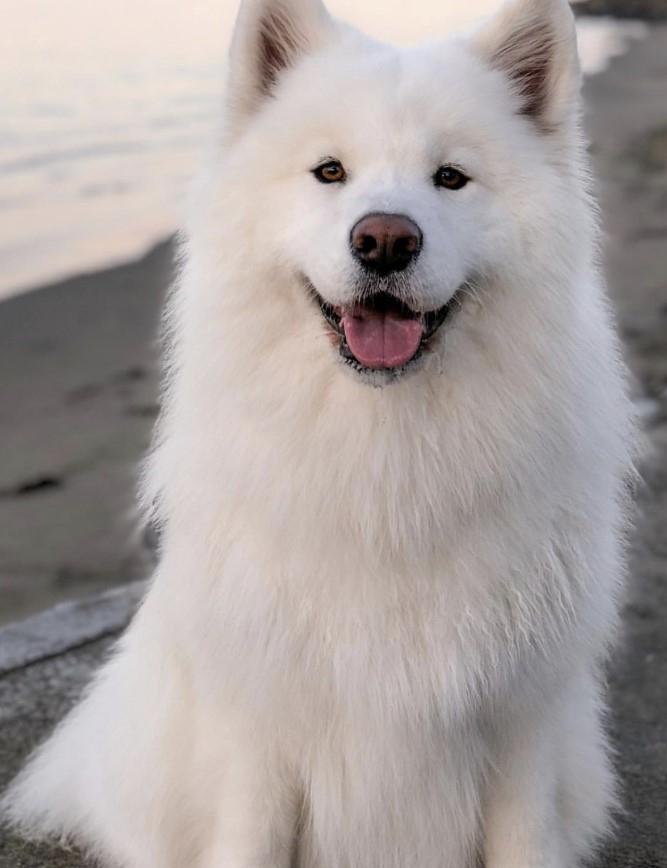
[
  {"left": 226, "top": 0, "right": 334, "bottom": 127},
  {"left": 473, "top": 0, "right": 580, "bottom": 131}
]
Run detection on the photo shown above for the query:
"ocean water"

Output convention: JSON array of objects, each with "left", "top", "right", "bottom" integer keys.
[{"left": 0, "top": 0, "right": 646, "bottom": 299}]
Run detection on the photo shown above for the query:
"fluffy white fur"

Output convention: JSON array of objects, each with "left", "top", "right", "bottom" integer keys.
[{"left": 3, "top": 0, "right": 634, "bottom": 866}]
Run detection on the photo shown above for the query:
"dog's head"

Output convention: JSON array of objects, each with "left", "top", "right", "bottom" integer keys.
[{"left": 198, "top": 0, "right": 584, "bottom": 387}]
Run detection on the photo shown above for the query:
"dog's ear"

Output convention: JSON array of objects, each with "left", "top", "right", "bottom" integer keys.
[
  {"left": 473, "top": 0, "right": 580, "bottom": 131},
  {"left": 227, "top": 0, "right": 333, "bottom": 125}
]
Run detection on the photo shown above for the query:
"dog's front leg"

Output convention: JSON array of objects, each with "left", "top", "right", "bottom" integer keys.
[
  {"left": 482, "top": 667, "right": 614, "bottom": 868},
  {"left": 482, "top": 700, "right": 569, "bottom": 868},
  {"left": 202, "top": 733, "right": 300, "bottom": 868}
]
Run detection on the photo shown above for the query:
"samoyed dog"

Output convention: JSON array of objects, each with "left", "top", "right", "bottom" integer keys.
[{"left": 4, "top": 0, "right": 634, "bottom": 865}]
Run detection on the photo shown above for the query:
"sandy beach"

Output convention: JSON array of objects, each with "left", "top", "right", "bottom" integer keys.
[{"left": 0, "top": 241, "right": 172, "bottom": 623}]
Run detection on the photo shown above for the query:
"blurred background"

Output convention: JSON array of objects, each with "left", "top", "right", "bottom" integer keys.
[{"left": 0, "top": 0, "right": 665, "bottom": 624}]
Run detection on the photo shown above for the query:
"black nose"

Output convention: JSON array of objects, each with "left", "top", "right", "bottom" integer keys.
[{"left": 350, "top": 213, "right": 422, "bottom": 275}]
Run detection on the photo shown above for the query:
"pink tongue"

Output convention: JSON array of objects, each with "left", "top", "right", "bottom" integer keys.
[{"left": 342, "top": 308, "right": 424, "bottom": 370}]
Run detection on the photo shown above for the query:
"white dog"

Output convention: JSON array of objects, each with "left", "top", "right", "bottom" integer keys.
[{"left": 4, "top": 0, "right": 634, "bottom": 865}]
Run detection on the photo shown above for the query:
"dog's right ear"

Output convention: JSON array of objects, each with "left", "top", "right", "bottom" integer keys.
[
  {"left": 226, "top": 0, "right": 334, "bottom": 127},
  {"left": 472, "top": 0, "right": 580, "bottom": 132}
]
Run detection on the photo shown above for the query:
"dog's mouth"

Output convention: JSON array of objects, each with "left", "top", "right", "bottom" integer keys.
[{"left": 314, "top": 289, "right": 458, "bottom": 374}]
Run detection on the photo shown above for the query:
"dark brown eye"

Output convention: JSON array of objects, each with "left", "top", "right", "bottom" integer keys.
[
  {"left": 313, "top": 159, "right": 347, "bottom": 184},
  {"left": 433, "top": 166, "right": 469, "bottom": 191}
]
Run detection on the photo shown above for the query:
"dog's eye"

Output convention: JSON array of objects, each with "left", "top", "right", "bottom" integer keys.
[
  {"left": 313, "top": 160, "right": 347, "bottom": 185},
  {"left": 433, "top": 166, "right": 469, "bottom": 191}
]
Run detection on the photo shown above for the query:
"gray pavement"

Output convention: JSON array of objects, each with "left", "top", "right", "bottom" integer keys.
[{"left": 1, "top": 23, "right": 666, "bottom": 868}]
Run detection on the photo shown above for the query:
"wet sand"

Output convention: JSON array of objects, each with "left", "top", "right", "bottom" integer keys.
[{"left": 0, "top": 241, "right": 172, "bottom": 623}]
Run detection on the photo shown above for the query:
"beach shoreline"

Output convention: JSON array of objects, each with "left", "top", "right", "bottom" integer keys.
[{"left": 0, "top": 3, "right": 659, "bottom": 304}]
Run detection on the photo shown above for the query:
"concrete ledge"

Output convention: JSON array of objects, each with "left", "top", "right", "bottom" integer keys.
[
  {"left": 0, "top": 584, "right": 146, "bottom": 868},
  {"left": 0, "top": 581, "right": 146, "bottom": 677}
]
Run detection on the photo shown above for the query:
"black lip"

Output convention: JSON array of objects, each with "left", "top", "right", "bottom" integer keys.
[{"left": 311, "top": 287, "right": 461, "bottom": 374}]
